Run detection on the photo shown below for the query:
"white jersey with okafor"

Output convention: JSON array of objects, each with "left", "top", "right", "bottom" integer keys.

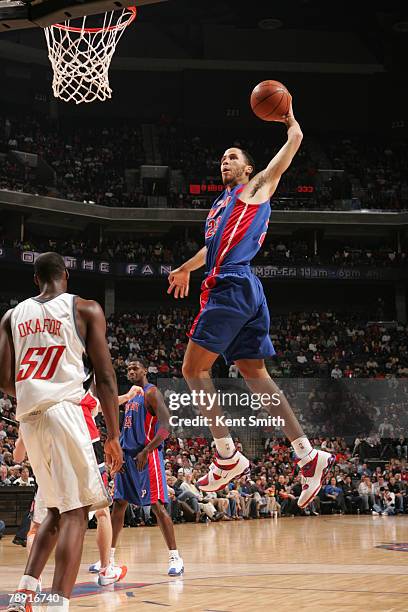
[{"left": 11, "top": 292, "right": 91, "bottom": 421}]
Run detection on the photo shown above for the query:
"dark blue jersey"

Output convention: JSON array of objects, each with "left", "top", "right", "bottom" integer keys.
[{"left": 120, "top": 383, "right": 159, "bottom": 455}]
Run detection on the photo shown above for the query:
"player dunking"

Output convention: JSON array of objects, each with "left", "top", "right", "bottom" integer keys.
[
  {"left": 168, "top": 101, "right": 335, "bottom": 507},
  {"left": 0, "top": 252, "right": 123, "bottom": 612},
  {"left": 92, "top": 360, "right": 184, "bottom": 576}
]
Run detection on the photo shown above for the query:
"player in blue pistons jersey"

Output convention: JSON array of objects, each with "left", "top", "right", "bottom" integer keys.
[
  {"left": 168, "top": 99, "right": 335, "bottom": 509},
  {"left": 107, "top": 360, "right": 184, "bottom": 577}
]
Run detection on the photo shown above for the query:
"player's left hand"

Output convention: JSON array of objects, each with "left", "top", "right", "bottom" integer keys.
[
  {"left": 135, "top": 448, "right": 149, "bottom": 471},
  {"left": 105, "top": 437, "right": 123, "bottom": 476}
]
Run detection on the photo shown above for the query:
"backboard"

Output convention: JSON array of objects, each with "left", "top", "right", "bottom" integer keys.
[{"left": 0, "top": 0, "right": 166, "bottom": 30}]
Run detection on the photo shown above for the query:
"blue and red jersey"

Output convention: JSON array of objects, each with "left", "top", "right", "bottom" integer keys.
[
  {"left": 204, "top": 183, "right": 270, "bottom": 273},
  {"left": 120, "top": 383, "right": 160, "bottom": 456},
  {"left": 115, "top": 383, "right": 168, "bottom": 506}
]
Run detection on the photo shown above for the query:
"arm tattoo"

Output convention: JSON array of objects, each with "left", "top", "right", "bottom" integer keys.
[{"left": 249, "top": 171, "right": 267, "bottom": 198}]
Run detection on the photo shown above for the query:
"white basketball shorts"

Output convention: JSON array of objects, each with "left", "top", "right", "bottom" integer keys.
[
  {"left": 20, "top": 401, "right": 111, "bottom": 514},
  {"left": 32, "top": 489, "right": 48, "bottom": 524}
]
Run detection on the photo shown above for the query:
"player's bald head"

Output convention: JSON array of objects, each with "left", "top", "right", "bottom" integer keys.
[{"left": 34, "top": 252, "right": 67, "bottom": 283}]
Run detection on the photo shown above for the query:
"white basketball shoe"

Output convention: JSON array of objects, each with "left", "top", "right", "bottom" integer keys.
[
  {"left": 297, "top": 449, "right": 336, "bottom": 508},
  {"left": 197, "top": 450, "right": 250, "bottom": 492},
  {"left": 98, "top": 564, "right": 127, "bottom": 586},
  {"left": 168, "top": 553, "right": 184, "bottom": 576}
]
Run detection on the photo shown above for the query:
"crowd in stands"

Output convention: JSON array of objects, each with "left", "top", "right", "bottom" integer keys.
[
  {"left": 2, "top": 233, "right": 406, "bottom": 268},
  {"left": 2, "top": 396, "right": 408, "bottom": 523},
  {"left": 159, "top": 123, "right": 408, "bottom": 212},
  {"left": 1, "top": 114, "right": 407, "bottom": 211},
  {"left": 0, "top": 295, "right": 405, "bottom": 382},
  {"left": 0, "top": 294, "right": 406, "bottom": 382},
  {"left": 106, "top": 309, "right": 408, "bottom": 381},
  {"left": 325, "top": 137, "right": 408, "bottom": 213},
  {"left": 0, "top": 115, "right": 146, "bottom": 207}
]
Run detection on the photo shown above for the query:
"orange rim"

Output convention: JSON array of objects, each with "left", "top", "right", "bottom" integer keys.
[{"left": 52, "top": 5, "right": 136, "bottom": 33}]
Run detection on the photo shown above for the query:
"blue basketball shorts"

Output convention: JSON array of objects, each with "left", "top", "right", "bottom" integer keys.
[
  {"left": 188, "top": 266, "right": 275, "bottom": 364},
  {"left": 113, "top": 449, "right": 169, "bottom": 506}
]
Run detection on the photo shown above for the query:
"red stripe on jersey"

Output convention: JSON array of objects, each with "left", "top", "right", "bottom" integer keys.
[
  {"left": 147, "top": 450, "right": 159, "bottom": 504},
  {"left": 215, "top": 199, "right": 258, "bottom": 268},
  {"left": 81, "top": 392, "right": 100, "bottom": 442},
  {"left": 188, "top": 268, "right": 218, "bottom": 338},
  {"left": 144, "top": 411, "right": 157, "bottom": 444},
  {"left": 144, "top": 412, "right": 160, "bottom": 504},
  {"left": 155, "top": 449, "right": 165, "bottom": 500},
  {"left": 143, "top": 405, "right": 166, "bottom": 504}
]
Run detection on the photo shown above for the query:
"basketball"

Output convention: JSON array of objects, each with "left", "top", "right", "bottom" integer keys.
[{"left": 250, "top": 80, "right": 291, "bottom": 122}]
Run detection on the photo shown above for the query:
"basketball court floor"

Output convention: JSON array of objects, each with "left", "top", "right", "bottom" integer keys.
[{"left": 1, "top": 516, "right": 408, "bottom": 612}]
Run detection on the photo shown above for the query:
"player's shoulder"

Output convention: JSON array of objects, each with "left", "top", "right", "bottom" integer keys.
[
  {"left": 75, "top": 296, "right": 104, "bottom": 318},
  {"left": 144, "top": 383, "right": 158, "bottom": 394},
  {"left": 75, "top": 295, "right": 102, "bottom": 310},
  {"left": 0, "top": 307, "right": 14, "bottom": 329}
]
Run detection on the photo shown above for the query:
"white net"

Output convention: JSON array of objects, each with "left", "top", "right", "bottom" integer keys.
[{"left": 44, "top": 7, "right": 136, "bottom": 104}]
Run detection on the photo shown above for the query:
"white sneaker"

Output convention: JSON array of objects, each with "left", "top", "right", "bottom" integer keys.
[
  {"left": 197, "top": 450, "right": 250, "bottom": 492},
  {"left": 89, "top": 560, "right": 101, "bottom": 573},
  {"left": 98, "top": 564, "right": 127, "bottom": 586},
  {"left": 297, "top": 449, "right": 336, "bottom": 508},
  {"left": 168, "top": 554, "right": 184, "bottom": 576}
]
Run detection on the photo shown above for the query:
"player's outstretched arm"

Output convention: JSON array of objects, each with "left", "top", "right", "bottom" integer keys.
[
  {"left": 118, "top": 385, "right": 143, "bottom": 405},
  {"left": 240, "top": 102, "right": 303, "bottom": 205},
  {"left": 76, "top": 298, "right": 123, "bottom": 474},
  {"left": 167, "top": 246, "right": 207, "bottom": 299},
  {"left": 0, "top": 309, "right": 16, "bottom": 397}
]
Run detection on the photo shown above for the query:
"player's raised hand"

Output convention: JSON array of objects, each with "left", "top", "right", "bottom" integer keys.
[
  {"left": 167, "top": 266, "right": 190, "bottom": 299},
  {"left": 105, "top": 437, "right": 123, "bottom": 476},
  {"left": 278, "top": 94, "right": 294, "bottom": 124}
]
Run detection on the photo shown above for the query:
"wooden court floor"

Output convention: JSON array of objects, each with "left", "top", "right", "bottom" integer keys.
[{"left": 1, "top": 516, "right": 408, "bottom": 612}]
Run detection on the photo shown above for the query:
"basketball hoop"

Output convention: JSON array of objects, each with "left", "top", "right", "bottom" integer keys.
[{"left": 44, "top": 6, "right": 137, "bottom": 104}]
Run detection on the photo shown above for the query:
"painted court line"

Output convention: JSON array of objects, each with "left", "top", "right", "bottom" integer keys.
[{"left": 0, "top": 582, "right": 150, "bottom": 610}]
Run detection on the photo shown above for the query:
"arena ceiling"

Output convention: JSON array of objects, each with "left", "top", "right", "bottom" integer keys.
[{"left": 0, "top": 0, "right": 407, "bottom": 68}]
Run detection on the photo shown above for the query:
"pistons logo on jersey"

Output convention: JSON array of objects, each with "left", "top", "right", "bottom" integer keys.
[{"left": 207, "top": 195, "right": 231, "bottom": 220}]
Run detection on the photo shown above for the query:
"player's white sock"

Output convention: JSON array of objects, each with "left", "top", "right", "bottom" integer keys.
[
  {"left": 109, "top": 547, "right": 116, "bottom": 565},
  {"left": 292, "top": 436, "right": 313, "bottom": 460},
  {"left": 47, "top": 596, "right": 69, "bottom": 611},
  {"left": 169, "top": 549, "right": 179, "bottom": 558},
  {"left": 18, "top": 574, "right": 39, "bottom": 592},
  {"left": 214, "top": 436, "right": 236, "bottom": 458}
]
